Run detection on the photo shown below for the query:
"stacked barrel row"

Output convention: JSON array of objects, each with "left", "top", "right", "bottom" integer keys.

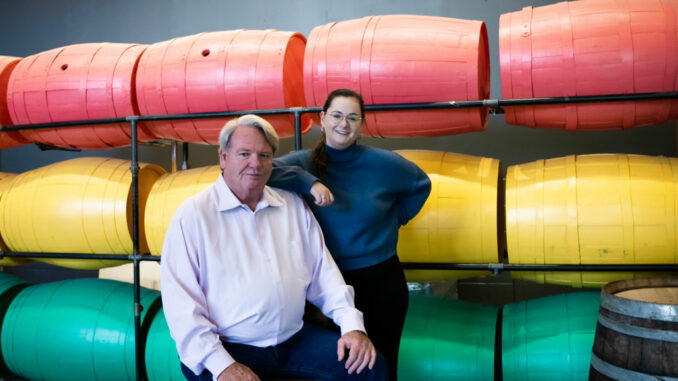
[
  {"left": 0, "top": 270, "right": 602, "bottom": 381},
  {"left": 0, "top": 14, "right": 489, "bottom": 151},
  {"left": 2, "top": 151, "right": 678, "bottom": 287},
  {"left": 3, "top": 0, "right": 678, "bottom": 151}
]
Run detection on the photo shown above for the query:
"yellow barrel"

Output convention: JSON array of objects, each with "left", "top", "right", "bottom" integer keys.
[
  {"left": 144, "top": 165, "right": 221, "bottom": 255},
  {"left": 0, "top": 157, "right": 165, "bottom": 269},
  {"left": 396, "top": 150, "right": 502, "bottom": 281},
  {"left": 506, "top": 154, "right": 678, "bottom": 287},
  {"left": 0, "top": 173, "right": 31, "bottom": 267}
]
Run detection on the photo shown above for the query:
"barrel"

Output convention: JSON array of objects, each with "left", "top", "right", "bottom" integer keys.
[
  {"left": 0, "top": 157, "right": 165, "bottom": 269},
  {"left": 99, "top": 261, "right": 161, "bottom": 291},
  {"left": 304, "top": 15, "right": 490, "bottom": 137},
  {"left": 503, "top": 292, "right": 600, "bottom": 381},
  {"left": 396, "top": 150, "right": 501, "bottom": 281},
  {"left": 135, "top": 30, "right": 311, "bottom": 144},
  {"left": 6, "top": 43, "right": 157, "bottom": 149},
  {"left": 506, "top": 154, "right": 678, "bottom": 287},
  {"left": 499, "top": 0, "right": 678, "bottom": 130},
  {"left": 590, "top": 277, "right": 678, "bottom": 380},
  {"left": 144, "top": 165, "right": 221, "bottom": 255},
  {"left": 0, "top": 173, "right": 31, "bottom": 267},
  {"left": 0, "top": 56, "right": 28, "bottom": 150},
  {"left": 398, "top": 294, "right": 497, "bottom": 380},
  {"left": 145, "top": 307, "right": 183, "bottom": 381},
  {"left": 0, "top": 272, "right": 28, "bottom": 374},
  {"left": 1, "top": 278, "right": 161, "bottom": 381}
]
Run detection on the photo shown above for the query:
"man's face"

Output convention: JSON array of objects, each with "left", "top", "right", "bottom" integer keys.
[{"left": 219, "top": 126, "right": 273, "bottom": 204}]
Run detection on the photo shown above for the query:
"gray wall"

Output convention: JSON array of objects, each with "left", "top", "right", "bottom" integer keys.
[{"left": 0, "top": 0, "right": 674, "bottom": 173}]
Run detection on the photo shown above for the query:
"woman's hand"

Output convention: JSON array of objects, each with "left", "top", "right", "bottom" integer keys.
[{"left": 310, "top": 181, "right": 335, "bottom": 206}]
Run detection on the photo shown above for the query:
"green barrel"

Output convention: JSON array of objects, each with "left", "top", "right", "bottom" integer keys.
[
  {"left": 1, "top": 278, "right": 161, "bottom": 381},
  {"left": 502, "top": 292, "right": 600, "bottom": 381},
  {"left": 0, "top": 272, "right": 28, "bottom": 375},
  {"left": 145, "top": 307, "right": 183, "bottom": 380},
  {"left": 398, "top": 294, "right": 498, "bottom": 380}
]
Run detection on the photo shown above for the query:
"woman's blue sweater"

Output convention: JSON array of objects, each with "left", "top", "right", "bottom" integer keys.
[{"left": 269, "top": 143, "right": 431, "bottom": 271}]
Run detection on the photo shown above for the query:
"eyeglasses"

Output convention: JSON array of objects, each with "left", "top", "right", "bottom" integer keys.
[{"left": 327, "top": 112, "right": 362, "bottom": 124}]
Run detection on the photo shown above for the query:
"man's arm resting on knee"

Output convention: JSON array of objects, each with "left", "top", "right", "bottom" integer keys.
[
  {"left": 337, "top": 330, "right": 377, "bottom": 375},
  {"left": 217, "top": 362, "right": 260, "bottom": 381}
]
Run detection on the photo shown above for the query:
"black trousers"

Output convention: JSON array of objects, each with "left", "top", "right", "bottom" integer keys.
[{"left": 341, "top": 255, "right": 409, "bottom": 381}]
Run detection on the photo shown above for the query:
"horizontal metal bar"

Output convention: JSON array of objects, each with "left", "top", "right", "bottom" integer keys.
[
  {"left": 0, "top": 251, "right": 160, "bottom": 261},
  {"left": 401, "top": 262, "right": 678, "bottom": 271},
  {"left": 2, "top": 92, "right": 676, "bottom": 131}
]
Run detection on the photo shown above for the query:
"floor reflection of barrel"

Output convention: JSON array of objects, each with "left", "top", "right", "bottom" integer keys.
[
  {"left": 503, "top": 292, "right": 600, "bottom": 380},
  {"left": 304, "top": 15, "right": 489, "bottom": 137},
  {"left": 398, "top": 294, "right": 498, "bottom": 380},
  {"left": 397, "top": 150, "right": 501, "bottom": 282},
  {"left": 0, "top": 157, "right": 165, "bottom": 269},
  {"left": 500, "top": 0, "right": 678, "bottom": 130},
  {"left": 590, "top": 277, "right": 678, "bottom": 380},
  {"left": 135, "top": 30, "right": 310, "bottom": 144},
  {"left": 506, "top": 154, "right": 678, "bottom": 287},
  {"left": 144, "top": 165, "right": 221, "bottom": 255},
  {"left": 1, "top": 278, "right": 161, "bottom": 381},
  {"left": 145, "top": 307, "right": 183, "bottom": 381}
]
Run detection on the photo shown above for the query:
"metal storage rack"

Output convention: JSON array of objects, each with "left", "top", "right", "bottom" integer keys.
[{"left": 1, "top": 91, "right": 678, "bottom": 380}]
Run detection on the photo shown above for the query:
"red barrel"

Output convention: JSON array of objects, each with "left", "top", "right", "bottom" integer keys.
[
  {"left": 135, "top": 30, "right": 310, "bottom": 144},
  {"left": 0, "top": 56, "right": 28, "bottom": 150},
  {"left": 500, "top": 0, "right": 678, "bottom": 130},
  {"left": 304, "top": 15, "right": 490, "bottom": 137},
  {"left": 6, "top": 43, "right": 156, "bottom": 149}
]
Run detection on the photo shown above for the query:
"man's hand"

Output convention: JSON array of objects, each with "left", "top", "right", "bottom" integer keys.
[
  {"left": 217, "top": 362, "right": 260, "bottom": 381},
  {"left": 337, "top": 330, "right": 377, "bottom": 375},
  {"left": 310, "top": 181, "right": 334, "bottom": 206}
]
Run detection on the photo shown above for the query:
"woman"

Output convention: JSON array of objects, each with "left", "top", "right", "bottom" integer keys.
[{"left": 268, "top": 88, "right": 431, "bottom": 381}]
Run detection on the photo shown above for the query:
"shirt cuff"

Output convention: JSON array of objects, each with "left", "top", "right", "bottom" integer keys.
[
  {"left": 203, "top": 346, "right": 236, "bottom": 381},
  {"left": 337, "top": 311, "right": 367, "bottom": 337}
]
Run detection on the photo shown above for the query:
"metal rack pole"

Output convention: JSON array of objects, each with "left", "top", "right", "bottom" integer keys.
[{"left": 128, "top": 116, "right": 146, "bottom": 381}]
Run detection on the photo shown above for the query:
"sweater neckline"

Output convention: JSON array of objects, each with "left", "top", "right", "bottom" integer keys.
[{"left": 325, "top": 143, "right": 361, "bottom": 163}]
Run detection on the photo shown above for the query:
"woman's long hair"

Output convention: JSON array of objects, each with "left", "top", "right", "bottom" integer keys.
[{"left": 311, "top": 89, "right": 365, "bottom": 178}]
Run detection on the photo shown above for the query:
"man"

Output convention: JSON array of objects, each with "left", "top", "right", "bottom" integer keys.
[{"left": 160, "top": 114, "right": 387, "bottom": 381}]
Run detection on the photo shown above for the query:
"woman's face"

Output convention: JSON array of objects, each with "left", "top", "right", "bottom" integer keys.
[{"left": 320, "top": 96, "right": 363, "bottom": 150}]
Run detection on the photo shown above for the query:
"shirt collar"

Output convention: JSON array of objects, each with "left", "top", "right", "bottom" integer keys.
[{"left": 214, "top": 175, "right": 284, "bottom": 212}]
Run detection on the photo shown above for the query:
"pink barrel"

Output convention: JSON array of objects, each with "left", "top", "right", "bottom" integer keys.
[
  {"left": 6, "top": 43, "right": 156, "bottom": 149},
  {"left": 135, "top": 30, "right": 311, "bottom": 144},
  {"left": 0, "top": 56, "right": 28, "bottom": 150},
  {"left": 304, "top": 15, "right": 490, "bottom": 137},
  {"left": 500, "top": 0, "right": 678, "bottom": 130}
]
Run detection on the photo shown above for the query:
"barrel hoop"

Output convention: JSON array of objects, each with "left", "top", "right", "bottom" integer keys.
[
  {"left": 600, "top": 306, "right": 678, "bottom": 331},
  {"left": 598, "top": 312, "right": 678, "bottom": 343},
  {"left": 600, "top": 286, "right": 678, "bottom": 322},
  {"left": 590, "top": 353, "right": 678, "bottom": 381}
]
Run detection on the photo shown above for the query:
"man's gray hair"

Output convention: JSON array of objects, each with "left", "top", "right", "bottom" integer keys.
[{"left": 218, "top": 114, "right": 279, "bottom": 153}]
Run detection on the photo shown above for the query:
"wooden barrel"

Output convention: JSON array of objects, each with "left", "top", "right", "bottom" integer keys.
[
  {"left": 0, "top": 157, "right": 165, "bottom": 269},
  {"left": 144, "top": 165, "right": 221, "bottom": 255},
  {"left": 0, "top": 56, "right": 28, "bottom": 150},
  {"left": 305, "top": 15, "right": 490, "bottom": 137},
  {"left": 499, "top": 0, "right": 678, "bottom": 130},
  {"left": 6, "top": 43, "right": 156, "bottom": 149},
  {"left": 396, "top": 150, "right": 500, "bottom": 281},
  {"left": 135, "top": 30, "right": 310, "bottom": 143},
  {"left": 506, "top": 154, "right": 678, "bottom": 287},
  {"left": 590, "top": 277, "right": 678, "bottom": 379}
]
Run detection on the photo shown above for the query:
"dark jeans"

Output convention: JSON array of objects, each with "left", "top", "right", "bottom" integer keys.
[
  {"left": 342, "top": 255, "right": 409, "bottom": 381},
  {"left": 181, "top": 323, "right": 388, "bottom": 381}
]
